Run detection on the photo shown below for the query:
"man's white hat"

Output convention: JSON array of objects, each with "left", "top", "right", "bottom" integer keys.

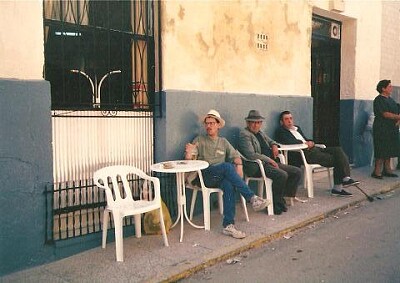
[{"left": 202, "top": 109, "right": 225, "bottom": 128}]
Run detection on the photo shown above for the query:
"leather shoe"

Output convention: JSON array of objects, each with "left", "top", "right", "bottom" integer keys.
[
  {"left": 272, "top": 206, "right": 283, "bottom": 215},
  {"left": 371, "top": 173, "right": 383, "bottom": 179},
  {"left": 382, "top": 172, "right": 398, "bottom": 177},
  {"left": 279, "top": 203, "right": 288, "bottom": 212}
]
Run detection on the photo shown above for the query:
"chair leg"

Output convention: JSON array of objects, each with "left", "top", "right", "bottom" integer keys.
[
  {"left": 202, "top": 191, "right": 211, "bottom": 231},
  {"left": 134, "top": 214, "right": 141, "bottom": 238},
  {"left": 327, "top": 168, "right": 333, "bottom": 189},
  {"left": 257, "top": 180, "right": 264, "bottom": 198},
  {"left": 113, "top": 214, "right": 124, "bottom": 262},
  {"left": 158, "top": 207, "right": 169, "bottom": 247},
  {"left": 240, "top": 196, "right": 249, "bottom": 222},
  {"left": 264, "top": 179, "right": 274, "bottom": 215},
  {"left": 102, "top": 209, "right": 109, "bottom": 249},
  {"left": 189, "top": 189, "right": 198, "bottom": 221},
  {"left": 217, "top": 191, "right": 223, "bottom": 215},
  {"left": 305, "top": 165, "right": 314, "bottom": 198}
]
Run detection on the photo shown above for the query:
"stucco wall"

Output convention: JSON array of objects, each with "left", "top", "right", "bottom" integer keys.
[
  {"left": 0, "top": 1, "right": 44, "bottom": 80},
  {"left": 0, "top": 79, "right": 53, "bottom": 275},
  {"left": 380, "top": 1, "right": 400, "bottom": 85},
  {"left": 0, "top": 0, "right": 55, "bottom": 276},
  {"left": 161, "top": 1, "right": 312, "bottom": 96}
]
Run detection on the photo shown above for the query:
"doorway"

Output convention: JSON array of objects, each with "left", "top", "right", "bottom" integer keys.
[{"left": 311, "top": 15, "right": 341, "bottom": 146}]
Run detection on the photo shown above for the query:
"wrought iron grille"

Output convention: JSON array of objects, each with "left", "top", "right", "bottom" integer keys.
[
  {"left": 43, "top": 0, "right": 156, "bottom": 110},
  {"left": 45, "top": 173, "right": 178, "bottom": 242},
  {"left": 43, "top": 0, "right": 166, "bottom": 242}
]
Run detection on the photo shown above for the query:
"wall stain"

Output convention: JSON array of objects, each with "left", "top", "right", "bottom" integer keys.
[
  {"left": 167, "top": 18, "right": 175, "bottom": 27},
  {"left": 178, "top": 5, "right": 185, "bottom": 20},
  {"left": 224, "top": 13, "right": 233, "bottom": 25},
  {"left": 196, "top": 33, "right": 210, "bottom": 53},
  {"left": 246, "top": 13, "right": 254, "bottom": 49},
  {"left": 226, "top": 35, "right": 239, "bottom": 54},
  {"left": 283, "top": 3, "right": 300, "bottom": 34}
]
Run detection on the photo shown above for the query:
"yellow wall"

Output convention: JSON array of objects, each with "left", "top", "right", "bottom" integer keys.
[
  {"left": 162, "top": 0, "right": 399, "bottom": 100},
  {"left": 0, "top": 1, "right": 44, "bottom": 80},
  {"left": 161, "top": 1, "right": 312, "bottom": 96},
  {"left": 380, "top": 1, "right": 400, "bottom": 86},
  {"left": 1, "top": 0, "right": 397, "bottom": 99}
]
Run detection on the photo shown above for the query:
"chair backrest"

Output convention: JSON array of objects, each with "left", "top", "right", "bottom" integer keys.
[
  {"left": 238, "top": 150, "right": 285, "bottom": 177},
  {"left": 93, "top": 165, "right": 161, "bottom": 209}
]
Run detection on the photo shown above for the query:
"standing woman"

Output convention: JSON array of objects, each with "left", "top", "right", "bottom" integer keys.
[{"left": 371, "top": 79, "right": 400, "bottom": 179}]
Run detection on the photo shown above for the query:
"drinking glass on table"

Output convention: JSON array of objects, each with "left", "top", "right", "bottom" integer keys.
[
  {"left": 190, "top": 145, "right": 198, "bottom": 160},
  {"left": 186, "top": 143, "right": 198, "bottom": 160}
]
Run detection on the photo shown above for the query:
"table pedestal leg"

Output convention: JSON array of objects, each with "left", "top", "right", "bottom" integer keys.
[{"left": 175, "top": 172, "right": 205, "bottom": 242}]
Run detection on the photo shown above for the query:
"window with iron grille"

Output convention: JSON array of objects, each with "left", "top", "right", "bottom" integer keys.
[
  {"left": 43, "top": 0, "right": 155, "bottom": 111},
  {"left": 43, "top": 0, "right": 164, "bottom": 242}
]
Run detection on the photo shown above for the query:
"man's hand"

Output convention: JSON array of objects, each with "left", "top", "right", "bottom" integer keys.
[
  {"left": 271, "top": 144, "right": 279, "bottom": 159},
  {"left": 305, "top": 140, "right": 315, "bottom": 149},
  {"left": 233, "top": 157, "right": 243, "bottom": 178},
  {"left": 268, "top": 159, "right": 279, "bottom": 168},
  {"left": 185, "top": 143, "right": 197, "bottom": 160}
]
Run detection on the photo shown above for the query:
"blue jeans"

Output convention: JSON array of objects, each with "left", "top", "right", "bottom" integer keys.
[{"left": 201, "top": 162, "right": 255, "bottom": 227}]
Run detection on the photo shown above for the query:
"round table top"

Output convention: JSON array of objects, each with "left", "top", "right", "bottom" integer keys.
[{"left": 150, "top": 160, "right": 209, "bottom": 173}]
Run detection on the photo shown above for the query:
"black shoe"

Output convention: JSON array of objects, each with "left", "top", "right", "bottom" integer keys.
[
  {"left": 382, "top": 172, "right": 398, "bottom": 177},
  {"left": 331, "top": 189, "right": 353, "bottom": 197},
  {"left": 272, "top": 206, "right": 283, "bottom": 215},
  {"left": 278, "top": 202, "right": 288, "bottom": 212},
  {"left": 342, "top": 178, "right": 360, "bottom": 187},
  {"left": 371, "top": 173, "right": 383, "bottom": 179}
]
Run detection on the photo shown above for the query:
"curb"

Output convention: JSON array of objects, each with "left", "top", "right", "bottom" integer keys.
[{"left": 154, "top": 181, "right": 400, "bottom": 283}]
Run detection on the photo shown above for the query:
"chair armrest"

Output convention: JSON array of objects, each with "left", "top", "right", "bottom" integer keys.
[
  {"left": 277, "top": 153, "right": 286, "bottom": 164},
  {"left": 314, "top": 144, "right": 326, "bottom": 149}
]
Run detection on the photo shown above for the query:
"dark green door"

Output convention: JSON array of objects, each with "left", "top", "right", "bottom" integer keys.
[{"left": 311, "top": 16, "right": 341, "bottom": 146}]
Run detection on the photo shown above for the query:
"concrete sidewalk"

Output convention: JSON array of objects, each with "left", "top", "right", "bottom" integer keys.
[{"left": 2, "top": 166, "right": 400, "bottom": 283}]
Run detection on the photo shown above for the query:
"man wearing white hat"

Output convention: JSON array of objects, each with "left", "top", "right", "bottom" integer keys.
[{"left": 185, "top": 109, "right": 269, "bottom": 239}]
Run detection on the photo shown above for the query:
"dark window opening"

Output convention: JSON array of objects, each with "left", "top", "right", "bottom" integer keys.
[{"left": 43, "top": 0, "right": 155, "bottom": 111}]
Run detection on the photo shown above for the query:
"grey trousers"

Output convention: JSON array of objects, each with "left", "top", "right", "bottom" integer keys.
[
  {"left": 305, "top": 146, "right": 350, "bottom": 185},
  {"left": 244, "top": 161, "right": 302, "bottom": 204}
]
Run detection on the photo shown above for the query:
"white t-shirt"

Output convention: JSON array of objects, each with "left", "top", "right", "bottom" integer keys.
[{"left": 289, "top": 126, "right": 306, "bottom": 142}]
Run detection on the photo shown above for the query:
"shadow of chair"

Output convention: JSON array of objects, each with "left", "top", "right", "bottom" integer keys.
[{"left": 93, "top": 165, "right": 169, "bottom": 262}]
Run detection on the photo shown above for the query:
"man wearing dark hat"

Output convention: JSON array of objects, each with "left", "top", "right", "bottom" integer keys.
[
  {"left": 238, "top": 110, "right": 302, "bottom": 215},
  {"left": 185, "top": 109, "right": 270, "bottom": 239}
]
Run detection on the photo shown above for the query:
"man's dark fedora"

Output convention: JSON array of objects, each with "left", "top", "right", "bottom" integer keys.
[{"left": 245, "top": 110, "right": 265, "bottom": 122}]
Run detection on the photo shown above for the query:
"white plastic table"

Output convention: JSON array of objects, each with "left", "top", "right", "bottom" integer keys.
[{"left": 150, "top": 160, "right": 209, "bottom": 242}]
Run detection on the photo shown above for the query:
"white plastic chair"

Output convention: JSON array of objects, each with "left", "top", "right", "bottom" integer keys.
[
  {"left": 186, "top": 170, "right": 249, "bottom": 231},
  {"left": 238, "top": 151, "right": 275, "bottom": 215},
  {"left": 93, "top": 165, "right": 169, "bottom": 262},
  {"left": 285, "top": 144, "right": 333, "bottom": 198}
]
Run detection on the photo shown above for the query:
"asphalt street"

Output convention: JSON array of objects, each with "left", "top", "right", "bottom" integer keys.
[{"left": 183, "top": 189, "right": 400, "bottom": 283}]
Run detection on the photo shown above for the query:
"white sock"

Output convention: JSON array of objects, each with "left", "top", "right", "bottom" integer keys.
[
  {"left": 343, "top": 176, "right": 351, "bottom": 182},
  {"left": 333, "top": 184, "right": 342, "bottom": 191}
]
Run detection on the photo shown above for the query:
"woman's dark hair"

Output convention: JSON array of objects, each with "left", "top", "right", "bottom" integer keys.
[
  {"left": 376, "top": 79, "right": 391, "bottom": 93},
  {"left": 279, "top": 110, "right": 291, "bottom": 122}
]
